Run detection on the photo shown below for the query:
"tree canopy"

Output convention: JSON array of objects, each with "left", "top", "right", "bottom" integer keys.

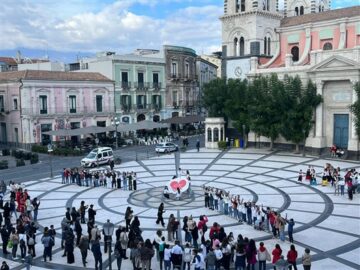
[{"left": 202, "top": 74, "right": 322, "bottom": 150}]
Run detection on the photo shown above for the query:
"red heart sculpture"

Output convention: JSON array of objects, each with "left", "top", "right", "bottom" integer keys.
[{"left": 170, "top": 179, "right": 187, "bottom": 192}]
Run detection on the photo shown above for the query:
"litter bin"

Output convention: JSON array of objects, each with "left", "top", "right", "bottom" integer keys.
[
  {"left": 235, "top": 139, "right": 239, "bottom": 148},
  {"left": 240, "top": 139, "right": 244, "bottom": 148}
]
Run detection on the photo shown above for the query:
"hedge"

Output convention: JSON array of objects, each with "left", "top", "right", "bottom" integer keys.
[
  {"left": 1, "top": 149, "right": 10, "bottom": 156},
  {"left": 218, "top": 141, "right": 227, "bottom": 150},
  {"left": 16, "top": 159, "right": 25, "bottom": 167},
  {"left": 0, "top": 160, "right": 8, "bottom": 170}
]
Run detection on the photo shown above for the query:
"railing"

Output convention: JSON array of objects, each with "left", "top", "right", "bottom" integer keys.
[
  {"left": 152, "top": 103, "right": 162, "bottom": 112},
  {"left": 170, "top": 73, "right": 181, "bottom": 80},
  {"left": 121, "top": 104, "right": 132, "bottom": 112},
  {"left": 21, "top": 106, "right": 114, "bottom": 116},
  {"left": 151, "top": 82, "right": 162, "bottom": 90},
  {"left": 120, "top": 81, "right": 131, "bottom": 90},
  {"left": 134, "top": 82, "right": 150, "bottom": 90}
]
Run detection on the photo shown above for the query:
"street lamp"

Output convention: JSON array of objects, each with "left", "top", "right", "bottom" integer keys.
[
  {"left": 47, "top": 144, "right": 53, "bottom": 178},
  {"left": 111, "top": 116, "right": 120, "bottom": 149},
  {"left": 103, "top": 220, "right": 115, "bottom": 270}
]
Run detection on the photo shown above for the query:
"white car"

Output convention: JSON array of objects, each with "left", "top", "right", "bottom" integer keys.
[
  {"left": 155, "top": 142, "right": 179, "bottom": 153},
  {"left": 81, "top": 147, "right": 114, "bottom": 167}
]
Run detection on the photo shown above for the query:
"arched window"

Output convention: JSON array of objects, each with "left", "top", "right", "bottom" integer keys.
[
  {"left": 295, "top": 7, "right": 299, "bottom": 16},
  {"left": 239, "top": 37, "right": 245, "bottom": 56},
  {"left": 207, "top": 128, "right": 212, "bottom": 142},
  {"left": 241, "top": 0, "right": 245, "bottom": 12},
  {"left": 234, "top": 37, "right": 238, "bottom": 56},
  {"left": 323, "top": 42, "right": 333, "bottom": 50},
  {"left": 264, "top": 37, "right": 267, "bottom": 55},
  {"left": 300, "top": 6, "right": 304, "bottom": 15},
  {"left": 291, "top": 46, "right": 299, "bottom": 62},
  {"left": 214, "top": 128, "right": 219, "bottom": 142},
  {"left": 267, "top": 37, "right": 271, "bottom": 55}
]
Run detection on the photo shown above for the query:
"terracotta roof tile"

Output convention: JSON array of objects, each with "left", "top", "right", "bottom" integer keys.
[
  {"left": 0, "top": 70, "right": 113, "bottom": 82},
  {"left": 281, "top": 6, "right": 360, "bottom": 27},
  {"left": 0, "top": 57, "right": 18, "bottom": 65}
]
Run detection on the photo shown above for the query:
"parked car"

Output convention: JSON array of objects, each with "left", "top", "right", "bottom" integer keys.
[
  {"left": 155, "top": 142, "right": 179, "bottom": 153},
  {"left": 81, "top": 147, "right": 114, "bottom": 167}
]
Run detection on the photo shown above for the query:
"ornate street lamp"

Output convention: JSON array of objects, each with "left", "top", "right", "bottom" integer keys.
[
  {"left": 111, "top": 116, "right": 120, "bottom": 149},
  {"left": 103, "top": 219, "right": 115, "bottom": 270}
]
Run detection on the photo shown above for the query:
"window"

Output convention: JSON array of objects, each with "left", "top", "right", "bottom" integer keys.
[
  {"left": 234, "top": 38, "right": 238, "bottom": 56},
  {"left": 69, "top": 95, "right": 76, "bottom": 113},
  {"left": 13, "top": 99, "right": 18, "bottom": 110},
  {"left": 264, "top": 37, "right": 267, "bottom": 55},
  {"left": 171, "top": 62, "right": 177, "bottom": 77},
  {"left": 207, "top": 128, "right": 212, "bottom": 142},
  {"left": 172, "top": 91, "right": 178, "bottom": 106},
  {"left": 240, "top": 37, "right": 245, "bottom": 56},
  {"left": 137, "top": 72, "right": 144, "bottom": 88},
  {"left": 241, "top": 0, "right": 245, "bottom": 11},
  {"left": 185, "top": 62, "right": 189, "bottom": 78},
  {"left": 300, "top": 6, "right": 304, "bottom": 15},
  {"left": 323, "top": 42, "right": 333, "bottom": 50},
  {"left": 295, "top": 7, "right": 299, "bottom": 16},
  {"left": 14, "top": 127, "right": 19, "bottom": 143},
  {"left": 153, "top": 73, "right": 159, "bottom": 83},
  {"left": 291, "top": 46, "right": 299, "bottom": 62},
  {"left": 0, "top": 95, "right": 4, "bottom": 112},
  {"left": 267, "top": 37, "right": 271, "bottom": 55},
  {"left": 121, "top": 72, "right": 128, "bottom": 82},
  {"left": 103, "top": 152, "right": 108, "bottom": 157},
  {"left": 39, "top": 95, "right": 47, "bottom": 114},
  {"left": 96, "top": 95, "right": 103, "bottom": 112},
  {"left": 214, "top": 128, "right": 219, "bottom": 142}
]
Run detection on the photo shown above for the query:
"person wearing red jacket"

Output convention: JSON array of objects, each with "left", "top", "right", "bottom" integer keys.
[
  {"left": 272, "top": 244, "right": 282, "bottom": 269},
  {"left": 197, "top": 215, "right": 208, "bottom": 244},
  {"left": 287, "top": 244, "right": 298, "bottom": 270},
  {"left": 209, "top": 222, "right": 220, "bottom": 245}
]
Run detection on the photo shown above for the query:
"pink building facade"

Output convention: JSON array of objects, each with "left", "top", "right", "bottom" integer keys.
[{"left": 0, "top": 70, "right": 114, "bottom": 146}]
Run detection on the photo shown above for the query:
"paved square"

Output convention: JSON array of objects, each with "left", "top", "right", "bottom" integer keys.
[{"left": 3, "top": 148, "right": 360, "bottom": 270}]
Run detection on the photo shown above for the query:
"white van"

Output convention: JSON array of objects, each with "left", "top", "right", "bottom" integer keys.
[{"left": 81, "top": 147, "right": 114, "bottom": 168}]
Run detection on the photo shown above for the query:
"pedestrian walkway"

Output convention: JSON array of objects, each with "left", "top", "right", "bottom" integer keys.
[{"left": 2, "top": 148, "right": 359, "bottom": 270}]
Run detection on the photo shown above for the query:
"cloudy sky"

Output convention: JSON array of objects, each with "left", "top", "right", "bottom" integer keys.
[{"left": 0, "top": 0, "right": 358, "bottom": 62}]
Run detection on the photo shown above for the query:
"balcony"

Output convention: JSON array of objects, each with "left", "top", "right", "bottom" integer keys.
[
  {"left": 134, "top": 82, "right": 149, "bottom": 91},
  {"left": 121, "top": 104, "right": 132, "bottom": 113},
  {"left": 136, "top": 103, "right": 149, "bottom": 113},
  {"left": 170, "top": 73, "right": 181, "bottom": 80},
  {"left": 151, "top": 82, "right": 162, "bottom": 91},
  {"left": 21, "top": 106, "right": 114, "bottom": 117},
  {"left": 152, "top": 103, "right": 162, "bottom": 112},
  {"left": 120, "top": 81, "right": 131, "bottom": 91},
  {"left": 172, "top": 102, "right": 179, "bottom": 109}
]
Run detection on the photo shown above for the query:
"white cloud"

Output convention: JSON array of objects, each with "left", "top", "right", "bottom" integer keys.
[{"left": 0, "top": 0, "right": 222, "bottom": 55}]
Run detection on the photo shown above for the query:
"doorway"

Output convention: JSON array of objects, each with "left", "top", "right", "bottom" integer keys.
[{"left": 333, "top": 114, "right": 349, "bottom": 149}]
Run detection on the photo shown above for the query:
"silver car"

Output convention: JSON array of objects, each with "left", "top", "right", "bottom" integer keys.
[{"left": 155, "top": 142, "right": 179, "bottom": 153}]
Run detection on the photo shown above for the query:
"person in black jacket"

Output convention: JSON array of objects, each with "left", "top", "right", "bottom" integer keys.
[
  {"left": 0, "top": 225, "right": 10, "bottom": 254},
  {"left": 88, "top": 205, "right": 96, "bottom": 223},
  {"left": 156, "top": 203, "right": 165, "bottom": 227}
]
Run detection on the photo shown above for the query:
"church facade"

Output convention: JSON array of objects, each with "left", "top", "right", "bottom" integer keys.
[{"left": 221, "top": 0, "right": 360, "bottom": 158}]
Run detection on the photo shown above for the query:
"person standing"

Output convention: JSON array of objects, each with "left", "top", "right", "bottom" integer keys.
[
  {"left": 196, "top": 140, "right": 200, "bottom": 152},
  {"left": 41, "top": 229, "right": 53, "bottom": 262},
  {"left": 156, "top": 203, "right": 165, "bottom": 227},
  {"left": 133, "top": 172, "right": 137, "bottom": 191},
  {"left": 91, "top": 237, "right": 103, "bottom": 270},
  {"left": 272, "top": 244, "right": 282, "bottom": 270},
  {"left": 78, "top": 234, "right": 89, "bottom": 267},
  {"left": 114, "top": 237, "right": 122, "bottom": 270},
  {"left": 257, "top": 242, "right": 270, "bottom": 270},
  {"left": 0, "top": 225, "right": 10, "bottom": 255},
  {"left": 119, "top": 227, "right": 129, "bottom": 259},
  {"left": 32, "top": 198, "right": 40, "bottom": 222},
  {"left": 287, "top": 218, "right": 295, "bottom": 243},
  {"left": 88, "top": 205, "right": 96, "bottom": 223},
  {"left": 9, "top": 228, "right": 19, "bottom": 260},
  {"left": 287, "top": 245, "right": 298, "bottom": 270},
  {"left": 65, "top": 228, "right": 75, "bottom": 264},
  {"left": 125, "top": 207, "right": 133, "bottom": 232},
  {"left": 79, "top": 201, "right": 88, "bottom": 224},
  {"left": 302, "top": 248, "right": 311, "bottom": 270}
]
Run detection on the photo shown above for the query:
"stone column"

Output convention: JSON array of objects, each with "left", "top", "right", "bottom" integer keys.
[
  {"left": 348, "top": 80, "right": 359, "bottom": 154},
  {"left": 315, "top": 81, "right": 324, "bottom": 137}
]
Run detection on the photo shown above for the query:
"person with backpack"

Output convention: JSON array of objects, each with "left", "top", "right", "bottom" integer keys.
[
  {"left": 183, "top": 243, "right": 192, "bottom": 270},
  {"left": 41, "top": 228, "right": 53, "bottom": 262},
  {"left": 205, "top": 247, "right": 217, "bottom": 270},
  {"left": 193, "top": 248, "right": 205, "bottom": 270}
]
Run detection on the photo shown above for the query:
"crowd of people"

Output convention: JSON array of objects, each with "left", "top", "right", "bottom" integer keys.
[
  {"left": 0, "top": 159, "right": 357, "bottom": 270},
  {"left": 61, "top": 167, "right": 138, "bottom": 190}
]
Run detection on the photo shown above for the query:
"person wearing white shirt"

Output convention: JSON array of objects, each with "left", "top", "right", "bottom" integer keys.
[{"left": 164, "top": 245, "right": 172, "bottom": 270}]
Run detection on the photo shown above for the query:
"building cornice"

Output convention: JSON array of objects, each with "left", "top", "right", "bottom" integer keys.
[{"left": 220, "top": 10, "right": 283, "bottom": 21}]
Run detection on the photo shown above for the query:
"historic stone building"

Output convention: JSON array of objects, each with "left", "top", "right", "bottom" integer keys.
[{"left": 221, "top": 0, "right": 360, "bottom": 157}]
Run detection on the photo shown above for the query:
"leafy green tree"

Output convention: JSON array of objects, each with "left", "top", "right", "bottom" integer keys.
[
  {"left": 349, "top": 82, "right": 360, "bottom": 158},
  {"left": 224, "top": 79, "right": 251, "bottom": 147},
  {"left": 202, "top": 78, "right": 230, "bottom": 118},
  {"left": 281, "top": 76, "right": 322, "bottom": 153},
  {"left": 249, "top": 74, "right": 284, "bottom": 150}
]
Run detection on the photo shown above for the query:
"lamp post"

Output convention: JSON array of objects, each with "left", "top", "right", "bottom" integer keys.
[
  {"left": 111, "top": 116, "right": 120, "bottom": 149},
  {"left": 47, "top": 144, "right": 53, "bottom": 178},
  {"left": 103, "top": 220, "right": 115, "bottom": 270}
]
